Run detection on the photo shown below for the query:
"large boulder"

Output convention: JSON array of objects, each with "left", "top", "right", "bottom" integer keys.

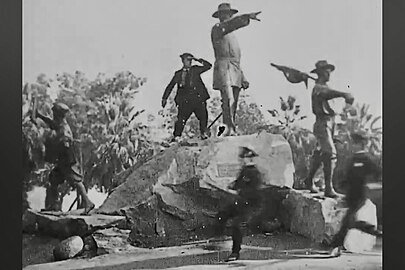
[
  {"left": 279, "top": 189, "right": 348, "bottom": 244},
  {"left": 96, "top": 132, "right": 295, "bottom": 247}
]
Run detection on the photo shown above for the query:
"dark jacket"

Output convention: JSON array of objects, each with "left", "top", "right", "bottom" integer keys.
[
  {"left": 37, "top": 112, "right": 77, "bottom": 166},
  {"left": 162, "top": 59, "right": 212, "bottom": 105},
  {"left": 232, "top": 164, "right": 262, "bottom": 205},
  {"left": 342, "top": 151, "right": 381, "bottom": 209}
]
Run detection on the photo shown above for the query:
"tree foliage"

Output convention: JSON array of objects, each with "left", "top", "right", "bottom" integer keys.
[
  {"left": 235, "top": 94, "right": 268, "bottom": 135},
  {"left": 22, "top": 71, "right": 150, "bottom": 195},
  {"left": 22, "top": 73, "right": 383, "bottom": 206},
  {"left": 265, "top": 96, "right": 316, "bottom": 188}
]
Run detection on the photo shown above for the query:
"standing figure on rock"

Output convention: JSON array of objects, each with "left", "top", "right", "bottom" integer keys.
[
  {"left": 212, "top": 146, "right": 264, "bottom": 262},
  {"left": 211, "top": 3, "right": 261, "bottom": 136},
  {"left": 162, "top": 53, "right": 212, "bottom": 142},
  {"left": 305, "top": 60, "right": 355, "bottom": 198},
  {"left": 329, "top": 131, "right": 382, "bottom": 256},
  {"left": 33, "top": 102, "right": 95, "bottom": 215}
]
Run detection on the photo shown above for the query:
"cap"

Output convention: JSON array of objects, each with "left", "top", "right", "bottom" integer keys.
[
  {"left": 179, "top": 52, "right": 194, "bottom": 60},
  {"left": 52, "top": 102, "right": 70, "bottom": 114},
  {"left": 239, "top": 146, "right": 259, "bottom": 158}
]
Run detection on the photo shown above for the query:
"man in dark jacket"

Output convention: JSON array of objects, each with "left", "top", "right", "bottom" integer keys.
[
  {"left": 162, "top": 53, "right": 212, "bottom": 141},
  {"left": 329, "top": 131, "right": 382, "bottom": 256},
  {"left": 213, "top": 146, "right": 263, "bottom": 262},
  {"left": 34, "top": 102, "right": 95, "bottom": 215},
  {"left": 305, "top": 60, "right": 355, "bottom": 198}
]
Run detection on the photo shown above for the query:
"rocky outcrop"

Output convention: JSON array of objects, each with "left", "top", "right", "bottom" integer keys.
[
  {"left": 25, "top": 209, "right": 125, "bottom": 239},
  {"left": 92, "top": 228, "right": 140, "bottom": 254},
  {"left": 96, "top": 132, "right": 295, "bottom": 247},
  {"left": 53, "top": 236, "right": 84, "bottom": 261},
  {"left": 23, "top": 209, "right": 38, "bottom": 234},
  {"left": 279, "top": 190, "right": 348, "bottom": 244}
]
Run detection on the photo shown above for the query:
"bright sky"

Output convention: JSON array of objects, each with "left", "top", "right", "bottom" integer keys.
[{"left": 23, "top": 0, "right": 382, "bottom": 129}]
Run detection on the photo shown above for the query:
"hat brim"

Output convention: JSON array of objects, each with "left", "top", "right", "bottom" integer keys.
[
  {"left": 310, "top": 64, "right": 335, "bottom": 74},
  {"left": 212, "top": 9, "right": 238, "bottom": 18},
  {"left": 180, "top": 54, "right": 194, "bottom": 59},
  {"left": 239, "top": 152, "right": 259, "bottom": 158}
]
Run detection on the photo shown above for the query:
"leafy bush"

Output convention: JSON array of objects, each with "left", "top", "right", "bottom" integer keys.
[
  {"left": 22, "top": 71, "right": 151, "bottom": 198},
  {"left": 265, "top": 96, "right": 317, "bottom": 188}
]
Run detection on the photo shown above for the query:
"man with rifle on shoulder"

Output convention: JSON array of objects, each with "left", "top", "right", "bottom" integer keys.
[{"left": 32, "top": 102, "right": 95, "bottom": 215}]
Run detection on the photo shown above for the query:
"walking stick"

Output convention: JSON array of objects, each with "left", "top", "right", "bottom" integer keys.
[
  {"left": 68, "top": 197, "right": 78, "bottom": 211},
  {"left": 207, "top": 112, "right": 223, "bottom": 129}
]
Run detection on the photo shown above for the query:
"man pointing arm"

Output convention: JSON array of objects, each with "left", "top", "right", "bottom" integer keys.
[{"left": 211, "top": 3, "right": 261, "bottom": 136}]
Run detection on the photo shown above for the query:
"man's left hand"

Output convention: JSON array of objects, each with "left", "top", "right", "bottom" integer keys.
[
  {"left": 242, "top": 80, "right": 250, "bottom": 90},
  {"left": 248, "top": 11, "right": 262, "bottom": 22}
]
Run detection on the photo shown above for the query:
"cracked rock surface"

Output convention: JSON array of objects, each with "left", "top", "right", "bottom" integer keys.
[{"left": 96, "top": 133, "right": 295, "bottom": 247}]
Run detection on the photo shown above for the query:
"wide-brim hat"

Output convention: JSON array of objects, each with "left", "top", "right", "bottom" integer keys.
[
  {"left": 52, "top": 102, "right": 70, "bottom": 114},
  {"left": 212, "top": 3, "right": 238, "bottom": 18},
  {"left": 239, "top": 146, "right": 259, "bottom": 158},
  {"left": 310, "top": 60, "right": 335, "bottom": 74},
  {"left": 179, "top": 53, "right": 194, "bottom": 60}
]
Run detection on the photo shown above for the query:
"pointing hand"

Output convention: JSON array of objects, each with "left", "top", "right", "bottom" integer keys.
[{"left": 249, "top": 11, "right": 262, "bottom": 22}]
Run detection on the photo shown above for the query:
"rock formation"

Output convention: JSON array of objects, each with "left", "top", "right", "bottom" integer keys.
[
  {"left": 96, "top": 132, "right": 295, "bottom": 247},
  {"left": 279, "top": 189, "right": 347, "bottom": 244}
]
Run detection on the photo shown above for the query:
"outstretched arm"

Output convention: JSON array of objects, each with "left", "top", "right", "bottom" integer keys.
[
  {"left": 212, "top": 11, "right": 262, "bottom": 40},
  {"left": 212, "top": 14, "right": 250, "bottom": 39},
  {"left": 317, "top": 85, "right": 354, "bottom": 104}
]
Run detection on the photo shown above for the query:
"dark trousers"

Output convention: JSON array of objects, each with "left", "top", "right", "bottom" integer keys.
[
  {"left": 215, "top": 197, "right": 263, "bottom": 254},
  {"left": 174, "top": 99, "right": 208, "bottom": 137},
  {"left": 45, "top": 163, "right": 82, "bottom": 211},
  {"left": 330, "top": 199, "right": 367, "bottom": 248}
]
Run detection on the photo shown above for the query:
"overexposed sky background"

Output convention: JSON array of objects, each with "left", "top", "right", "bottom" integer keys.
[{"left": 23, "top": 0, "right": 382, "bottom": 129}]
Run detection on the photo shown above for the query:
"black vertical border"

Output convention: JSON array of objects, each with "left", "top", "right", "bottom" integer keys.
[
  {"left": 0, "top": 0, "right": 22, "bottom": 268},
  {"left": 383, "top": 0, "right": 405, "bottom": 269}
]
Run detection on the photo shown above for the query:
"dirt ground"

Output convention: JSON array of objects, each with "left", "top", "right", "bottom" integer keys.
[
  {"left": 82, "top": 235, "right": 381, "bottom": 270},
  {"left": 23, "top": 231, "right": 382, "bottom": 269},
  {"left": 22, "top": 232, "right": 319, "bottom": 268}
]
